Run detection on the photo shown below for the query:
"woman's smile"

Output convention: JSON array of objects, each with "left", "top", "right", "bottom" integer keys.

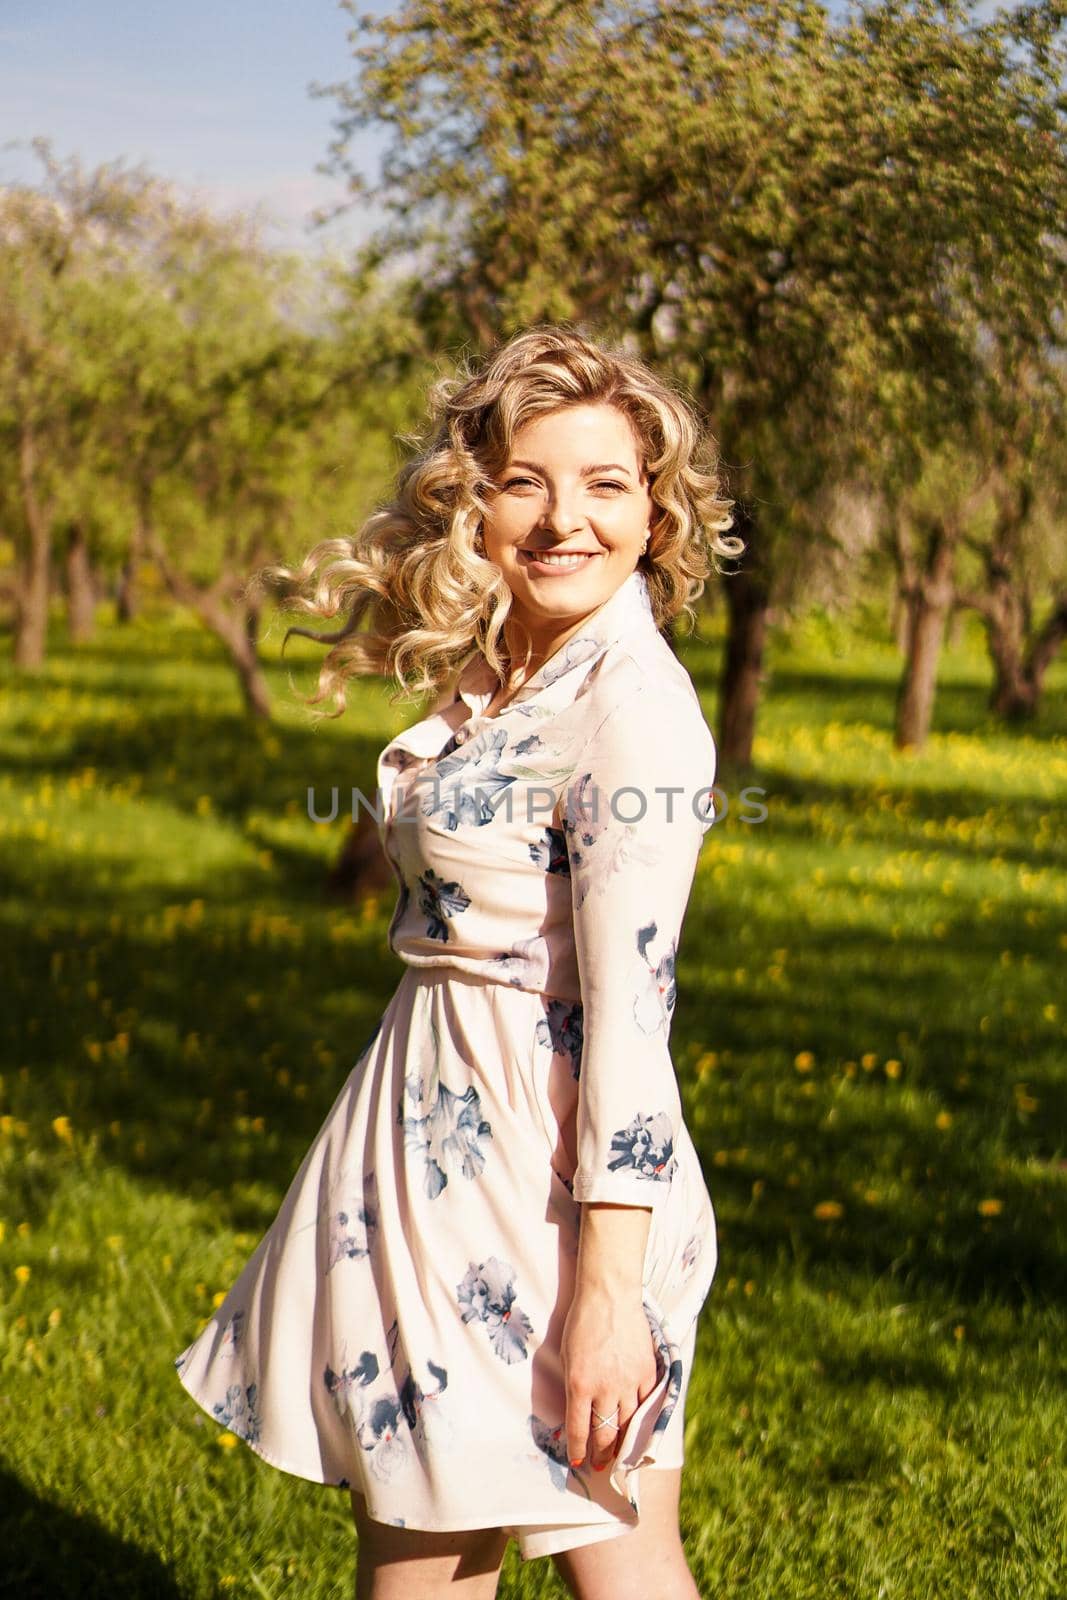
[{"left": 519, "top": 548, "right": 604, "bottom": 575}]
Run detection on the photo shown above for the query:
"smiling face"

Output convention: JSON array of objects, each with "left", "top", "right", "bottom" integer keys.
[{"left": 479, "top": 403, "right": 654, "bottom": 665}]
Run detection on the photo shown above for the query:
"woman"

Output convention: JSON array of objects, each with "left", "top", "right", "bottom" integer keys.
[{"left": 173, "top": 324, "right": 742, "bottom": 1598}]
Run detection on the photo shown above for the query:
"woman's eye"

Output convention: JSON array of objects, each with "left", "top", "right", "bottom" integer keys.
[{"left": 500, "top": 478, "right": 626, "bottom": 492}]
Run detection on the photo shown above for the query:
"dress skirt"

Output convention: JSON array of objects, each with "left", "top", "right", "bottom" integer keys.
[{"left": 173, "top": 963, "right": 715, "bottom": 1561}]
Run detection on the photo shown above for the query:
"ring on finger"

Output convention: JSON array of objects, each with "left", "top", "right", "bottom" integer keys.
[{"left": 591, "top": 1405, "right": 620, "bottom": 1429}]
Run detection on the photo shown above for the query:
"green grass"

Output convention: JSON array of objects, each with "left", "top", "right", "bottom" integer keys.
[{"left": 1, "top": 599, "right": 1065, "bottom": 1599}]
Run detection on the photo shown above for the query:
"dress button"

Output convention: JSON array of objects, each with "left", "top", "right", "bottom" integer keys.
[{"left": 453, "top": 725, "right": 470, "bottom": 745}]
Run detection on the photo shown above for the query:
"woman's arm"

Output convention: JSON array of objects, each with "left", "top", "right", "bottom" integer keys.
[
  {"left": 563, "top": 1202, "right": 657, "bottom": 1469},
  {"left": 559, "top": 669, "right": 716, "bottom": 1467}
]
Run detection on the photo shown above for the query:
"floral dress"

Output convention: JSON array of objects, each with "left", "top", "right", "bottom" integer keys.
[{"left": 173, "top": 566, "right": 719, "bottom": 1561}]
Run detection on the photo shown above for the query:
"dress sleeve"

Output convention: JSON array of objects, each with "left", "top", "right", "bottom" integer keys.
[{"left": 562, "top": 683, "right": 716, "bottom": 1210}]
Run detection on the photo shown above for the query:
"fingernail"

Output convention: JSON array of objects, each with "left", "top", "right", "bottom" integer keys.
[
  {"left": 569, "top": 1459, "right": 583, "bottom": 1469},
  {"left": 593, "top": 1461, "right": 607, "bottom": 1472}
]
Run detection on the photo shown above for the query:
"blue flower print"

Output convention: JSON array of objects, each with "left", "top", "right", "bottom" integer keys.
[
  {"left": 513, "top": 732, "right": 543, "bottom": 755},
  {"left": 681, "top": 1233, "right": 703, "bottom": 1276},
  {"left": 323, "top": 1348, "right": 381, "bottom": 1405},
  {"left": 417, "top": 868, "right": 472, "bottom": 941},
  {"left": 421, "top": 726, "right": 516, "bottom": 829},
  {"left": 324, "top": 1334, "right": 448, "bottom": 1484},
  {"left": 399, "top": 1076, "right": 493, "bottom": 1199},
  {"left": 637, "top": 921, "right": 677, "bottom": 1017},
  {"left": 528, "top": 826, "right": 570, "bottom": 876},
  {"left": 399, "top": 1360, "right": 449, "bottom": 1429},
  {"left": 559, "top": 772, "right": 613, "bottom": 873},
  {"left": 645, "top": 1306, "right": 684, "bottom": 1441},
  {"left": 607, "top": 1112, "right": 677, "bottom": 1183},
  {"left": 456, "top": 1256, "right": 534, "bottom": 1364},
  {"left": 325, "top": 1170, "right": 379, "bottom": 1271},
  {"left": 220, "top": 1308, "right": 245, "bottom": 1356},
  {"left": 212, "top": 1381, "right": 262, "bottom": 1444},
  {"left": 528, "top": 1414, "right": 590, "bottom": 1496},
  {"left": 535, "top": 999, "right": 584, "bottom": 1080}
]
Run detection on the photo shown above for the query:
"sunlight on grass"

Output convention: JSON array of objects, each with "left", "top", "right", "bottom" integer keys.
[{"left": 1, "top": 605, "right": 1065, "bottom": 1598}]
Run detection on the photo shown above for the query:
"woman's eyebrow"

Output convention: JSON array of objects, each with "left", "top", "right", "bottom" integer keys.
[{"left": 507, "top": 459, "right": 633, "bottom": 477}]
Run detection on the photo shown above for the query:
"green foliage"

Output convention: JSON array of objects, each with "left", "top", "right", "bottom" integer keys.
[{"left": 1, "top": 607, "right": 1065, "bottom": 1596}]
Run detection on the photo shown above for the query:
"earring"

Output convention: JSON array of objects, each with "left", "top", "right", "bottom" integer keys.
[{"left": 640, "top": 532, "right": 650, "bottom": 553}]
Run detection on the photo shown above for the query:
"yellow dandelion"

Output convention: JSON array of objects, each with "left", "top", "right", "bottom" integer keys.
[
  {"left": 84, "top": 1041, "right": 102, "bottom": 1063},
  {"left": 953, "top": 1324, "right": 965, "bottom": 1341},
  {"left": 52, "top": 1115, "right": 74, "bottom": 1145},
  {"left": 212, "top": 1290, "right": 227, "bottom": 1308},
  {"left": 162, "top": 1253, "right": 173, "bottom": 1273},
  {"left": 794, "top": 1051, "right": 815, "bottom": 1073},
  {"left": 1014, "top": 1088, "right": 1039, "bottom": 1113},
  {"left": 1043, "top": 1004, "right": 1057, "bottom": 1022},
  {"left": 863, "top": 1190, "right": 881, "bottom": 1205},
  {"left": 14, "top": 1264, "right": 31, "bottom": 1284},
  {"left": 813, "top": 1201, "right": 844, "bottom": 1222},
  {"left": 713, "top": 1150, "right": 729, "bottom": 1167},
  {"left": 743, "top": 1280, "right": 756, "bottom": 1296},
  {"left": 48, "top": 1307, "right": 61, "bottom": 1328},
  {"left": 0, "top": 1221, "right": 5, "bottom": 1244},
  {"left": 935, "top": 1111, "right": 953, "bottom": 1131},
  {"left": 0, "top": 1115, "right": 14, "bottom": 1136},
  {"left": 977, "top": 1198, "right": 1003, "bottom": 1217},
  {"left": 217, "top": 1432, "right": 239, "bottom": 1449},
  {"left": 861, "top": 1052, "right": 878, "bottom": 1071},
  {"left": 17, "top": 1222, "right": 31, "bottom": 1238},
  {"left": 105, "top": 1235, "right": 124, "bottom": 1252},
  {"left": 751, "top": 1179, "right": 766, "bottom": 1199},
  {"left": 695, "top": 1052, "right": 718, "bottom": 1076},
  {"left": 884, "top": 1059, "right": 902, "bottom": 1079}
]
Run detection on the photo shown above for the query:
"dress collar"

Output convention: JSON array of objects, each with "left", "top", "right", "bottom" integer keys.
[{"left": 454, "top": 565, "right": 657, "bottom": 714}]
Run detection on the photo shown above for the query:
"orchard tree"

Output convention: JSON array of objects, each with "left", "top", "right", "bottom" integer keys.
[
  {"left": 0, "top": 141, "right": 158, "bottom": 665},
  {"left": 316, "top": 0, "right": 1067, "bottom": 762}
]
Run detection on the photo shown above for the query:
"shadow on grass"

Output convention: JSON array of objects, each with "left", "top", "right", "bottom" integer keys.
[
  {"left": 3, "top": 625, "right": 1065, "bottom": 1323},
  {"left": 0, "top": 1467, "right": 185, "bottom": 1600}
]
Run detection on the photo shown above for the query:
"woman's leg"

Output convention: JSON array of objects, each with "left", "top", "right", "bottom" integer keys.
[
  {"left": 550, "top": 1469, "right": 700, "bottom": 1600},
  {"left": 350, "top": 1489, "right": 510, "bottom": 1600}
]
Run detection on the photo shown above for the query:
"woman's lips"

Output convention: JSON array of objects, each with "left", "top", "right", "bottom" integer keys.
[{"left": 518, "top": 549, "right": 603, "bottom": 575}]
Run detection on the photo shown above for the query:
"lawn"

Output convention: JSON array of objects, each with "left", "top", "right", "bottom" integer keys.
[{"left": 1, "top": 598, "right": 1065, "bottom": 1599}]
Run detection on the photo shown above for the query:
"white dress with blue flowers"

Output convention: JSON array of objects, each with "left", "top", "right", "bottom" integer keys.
[{"left": 173, "top": 568, "right": 719, "bottom": 1561}]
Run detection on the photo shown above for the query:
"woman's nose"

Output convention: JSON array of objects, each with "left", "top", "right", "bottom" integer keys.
[{"left": 538, "top": 494, "right": 586, "bottom": 536}]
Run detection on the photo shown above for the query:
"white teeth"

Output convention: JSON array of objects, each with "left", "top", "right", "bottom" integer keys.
[{"left": 525, "top": 552, "right": 593, "bottom": 567}]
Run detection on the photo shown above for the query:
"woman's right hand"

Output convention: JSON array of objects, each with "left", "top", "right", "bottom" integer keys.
[{"left": 560, "top": 1285, "right": 659, "bottom": 1471}]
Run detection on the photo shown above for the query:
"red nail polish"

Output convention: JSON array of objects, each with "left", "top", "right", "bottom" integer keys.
[{"left": 569, "top": 1458, "right": 582, "bottom": 1469}]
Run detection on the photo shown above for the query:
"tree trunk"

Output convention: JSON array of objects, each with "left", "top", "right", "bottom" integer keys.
[
  {"left": 963, "top": 590, "right": 1067, "bottom": 722},
  {"left": 65, "top": 522, "right": 97, "bottom": 643},
  {"left": 718, "top": 505, "right": 770, "bottom": 768},
  {"left": 12, "top": 422, "right": 52, "bottom": 669},
  {"left": 894, "top": 517, "right": 958, "bottom": 749},
  {"left": 143, "top": 521, "right": 273, "bottom": 719},
  {"left": 890, "top": 579, "right": 912, "bottom": 655},
  {"left": 228, "top": 621, "right": 273, "bottom": 719},
  {"left": 115, "top": 513, "right": 147, "bottom": 623}
]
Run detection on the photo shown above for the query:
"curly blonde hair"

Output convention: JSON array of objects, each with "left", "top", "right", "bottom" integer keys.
[{"left": 253, "top": 322, "right": 742, "bottom": 720}]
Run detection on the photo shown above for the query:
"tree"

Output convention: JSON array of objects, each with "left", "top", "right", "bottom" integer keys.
[
  {"left": 0, "top": 141, "right": 157, "bottom": 666},
  {"left": 316, "top": 0, "right": 1067, "bottom": 761}
]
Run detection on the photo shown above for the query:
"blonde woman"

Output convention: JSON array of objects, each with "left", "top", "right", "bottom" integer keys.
[{"left": 174, "top": 325, "right": 742, "bottom": 1599}]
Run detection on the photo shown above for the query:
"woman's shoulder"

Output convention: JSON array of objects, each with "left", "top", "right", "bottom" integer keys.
[{"left": 575, "top": 631, "right": 716, "bottom": 768}]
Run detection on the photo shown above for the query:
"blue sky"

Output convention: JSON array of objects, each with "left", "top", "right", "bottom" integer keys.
[{"left": 0, "top": 0, "right": 393, "bottom": 253}]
